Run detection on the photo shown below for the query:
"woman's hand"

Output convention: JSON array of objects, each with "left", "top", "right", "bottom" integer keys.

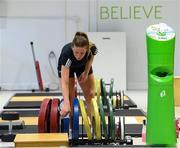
[
  {"left": 60, "top": 103, "right": 71, "bottom": 118},
  {"left": 78, "top": 71, "right": 88, "bottom": 83}
]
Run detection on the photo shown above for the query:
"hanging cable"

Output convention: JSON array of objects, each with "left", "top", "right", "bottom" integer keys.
[
  {"left": 48, "top": 51, "right": 58, "bottom": 78},
  {"left": 48, "top": 51, "right": 59, "bottom": 90}
]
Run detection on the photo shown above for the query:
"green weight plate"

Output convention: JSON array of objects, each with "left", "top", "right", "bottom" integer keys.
[
  {"left": 98, "top": 97, "right": 108, "bottom": 140},
  {"left": 109, "top": 78, "right": 114, "bottom": 99},
  {"left": 101, "top": 79, "right": 108, "bottom": 106},
  {"left": 107, "top": 97, "right": 115, "bottom": 140}
]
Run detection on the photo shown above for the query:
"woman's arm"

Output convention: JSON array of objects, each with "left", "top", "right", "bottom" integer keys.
[
  {"left": 78, "top": 43, "right": 97, "bottom": 83},
  {"left": 84, "top": 43, "right": 97, "bottom": 74},
  {"left": 84, "top": 55, "right": 94, "bottom": 75},
  {"left": 78, "top": 55, "right": 94, "bottom": 83},
  {"left": 60, "top": 65, "right": 71, "bottom": 117}
]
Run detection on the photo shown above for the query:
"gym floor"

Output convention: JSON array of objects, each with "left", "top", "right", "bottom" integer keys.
[{"left": 0, "top": 90, "right": 179, "bottom": 147}]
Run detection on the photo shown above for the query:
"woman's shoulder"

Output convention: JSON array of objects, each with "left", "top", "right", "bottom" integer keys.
[
  {"left": 61, "top": 43, "right": 73, "bottom": 55},
  {"left": 62, "top": 42, "right": 72, "bottom": 50}
]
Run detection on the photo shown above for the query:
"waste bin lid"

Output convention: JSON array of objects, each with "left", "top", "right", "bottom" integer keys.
[{"left": 146, "top": 23, "right": 175, "bottom": 41}]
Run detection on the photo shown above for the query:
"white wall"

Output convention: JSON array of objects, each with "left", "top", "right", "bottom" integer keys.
[
  {"left": 88, "top": 32, "right": 126, "bottom": 91},
  {"left": 0, "top": 19, "right": 2, "bottom": 86},
  {"left": 0, "top": 0, "right": 180, "bottom": 91}
]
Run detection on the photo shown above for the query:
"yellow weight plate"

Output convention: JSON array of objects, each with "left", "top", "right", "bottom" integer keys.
[
  {"left": 79, "top": 116, "right": 92, "bottom": 125},
  {"left": 11, "top": 96, "right": 60, "bottom": 102},
  {"left": 91, "top": 98, "right": 101, "bottom": 140},
  {"left": 79, "top": 99, "right": 92, "bottom": 140},
  {"left": 96, "top": 79, "right": 101, "bottom": 104},
  {"left": 112, "top": 96, "right": 116, "bottom": 109}
]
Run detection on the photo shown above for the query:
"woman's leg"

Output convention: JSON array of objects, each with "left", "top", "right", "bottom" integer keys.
[{"left": 78, "top": 73, "right": 95, "bottom": 117}]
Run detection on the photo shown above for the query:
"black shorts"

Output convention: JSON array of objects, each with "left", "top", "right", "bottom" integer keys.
[{"left": 58, "top": 65, "right": 93, "bottom": 78}]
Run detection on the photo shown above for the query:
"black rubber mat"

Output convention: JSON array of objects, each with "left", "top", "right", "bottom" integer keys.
[
  {"left": 0, "top": 109, "right": 145, "bottom": 117},
  {"left": 70, "top": 145, "right": 153, "bottom": 147},
  {"left": 0, "top": 110, "right": 39, "bottom": 117},
  {"left": 123, "top": 100, "right": 137, "bottom": 108},
  {"left": 3, "top": 101, "right": 42, "bottom": 109},
  {"left": 4, "top": 100, "right": 137, "bottom": 109},
  {"left": 0, "top": 124, "right": 24, "bottom": 130},
  {"left": 102, "top": 100, "right": 137, "bottom": 109},
  {"left": 0, "top": 125, "right": 38, "bottom": 134},
  {"left": 114, "top": 109, "right": 146, "bottom": 116},
  {"left": 125, "top": 124, "right": 142, "bottom": 137},
  {"left": 0, "top": 124, "right": 142, "bottom": 137},
  {"left": 78, "top": 124, "right": 142, "bottom": 137},
  {"left": 14, "top": 92, "right": 62, "bottom": 97},
  {"left": 70, "top": 143, "right": 154, "bottom": 147}
]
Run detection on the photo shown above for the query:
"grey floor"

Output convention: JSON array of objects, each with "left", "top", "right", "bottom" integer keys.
[{"left": 0, "top": 90, "right": 179, "bottom": 147}]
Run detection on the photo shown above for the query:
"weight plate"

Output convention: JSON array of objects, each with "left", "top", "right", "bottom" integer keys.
[
  {"left": 38, "top": 98, "right": 51, "bottom": 133},
  {"left": 50, "top": 98, "right": 60, "bottom": 133},
  {"left": 107, "top": 97, "right": 115, "bottom": 140},
  {"left": 109, "top": 78, "right": 114, "bottom": 99},
  {"left": 72, "top": 98, "right": 79, "bottom": 140},
  {"left": 91, "top": 98, "right": 101, "bottom": 140},
  {"left": 96, "top": 79, "right": 101, "bottom": 103},
  {"left": 79, "top": 98, "right": 92, "bottom": 140},
  {"left": 98, "top": 97, "right": 108, "bottom": 140}
]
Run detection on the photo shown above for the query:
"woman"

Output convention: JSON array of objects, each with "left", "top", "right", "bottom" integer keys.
[{"left": 58, "top": 32, "right": 98, "bottom": 118}]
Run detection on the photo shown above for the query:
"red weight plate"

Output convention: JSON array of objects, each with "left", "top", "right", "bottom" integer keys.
[
  {"left": 50, "top": 98, "right": 60, "bottom": 133},
  {"left": 38, "top": 98, "right": 51, "bottom": 133}
]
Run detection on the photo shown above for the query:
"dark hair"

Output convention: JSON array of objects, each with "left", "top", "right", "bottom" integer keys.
[{"left": 71, "top": 32, "right": 89, "bottom": 48}]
